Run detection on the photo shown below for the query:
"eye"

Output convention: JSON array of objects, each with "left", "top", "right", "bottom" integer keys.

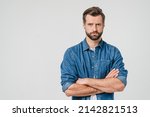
[{"left": 96, "top": 24, "right": 101, "bottom": 26}]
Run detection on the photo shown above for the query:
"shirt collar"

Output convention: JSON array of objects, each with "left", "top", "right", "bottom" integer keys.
[{"left": 82, "top": 38, "right": 104, "bottom": 51}]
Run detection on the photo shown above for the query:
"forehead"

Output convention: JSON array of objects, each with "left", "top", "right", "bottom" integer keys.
[{"left": 85, "top": 15, "right": 103, "bottom": 23}]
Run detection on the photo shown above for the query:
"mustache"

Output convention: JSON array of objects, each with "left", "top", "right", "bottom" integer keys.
[{"left": 90, "top": 31, "right": 99, "bottom": 34}]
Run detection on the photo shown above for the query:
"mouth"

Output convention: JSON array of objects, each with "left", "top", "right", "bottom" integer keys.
[{"left": 91, "top": 33, "right": 98, "bottom": 36}]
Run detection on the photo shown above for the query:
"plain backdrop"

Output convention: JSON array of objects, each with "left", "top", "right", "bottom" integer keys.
[{"left": 0, "top": 0, "right": 150, "bottom": 100}]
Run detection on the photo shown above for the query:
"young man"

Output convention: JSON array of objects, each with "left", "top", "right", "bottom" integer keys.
[{"left": 60, "top": 6, "right": 128, "bottom": 100}]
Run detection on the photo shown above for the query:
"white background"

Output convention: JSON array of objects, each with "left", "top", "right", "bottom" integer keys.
[{"left": 0, "top": 0, "right": 150, "bottom": 99}]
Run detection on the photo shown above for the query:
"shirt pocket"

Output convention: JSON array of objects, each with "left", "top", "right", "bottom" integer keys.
[{"left": 99, "top": 60, "right": 112, "bottom": 77}]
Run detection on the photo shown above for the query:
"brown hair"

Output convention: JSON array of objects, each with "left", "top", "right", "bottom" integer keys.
[{"left": 83, "top": 6, "right": 105, "bottom": 23}]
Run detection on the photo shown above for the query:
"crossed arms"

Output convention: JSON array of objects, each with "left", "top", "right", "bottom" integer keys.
[{"left": 65, "top": 69, "right": 125, "bottom": 97}]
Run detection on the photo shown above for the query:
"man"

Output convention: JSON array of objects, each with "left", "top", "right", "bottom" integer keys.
[{"left": 60, "top": 6, "right": 128, "bottom": 100}]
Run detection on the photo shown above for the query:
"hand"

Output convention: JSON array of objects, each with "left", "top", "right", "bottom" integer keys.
[
  {"left": 106, "top": 69, "right": 119, "bottom": 78},
  {"left": 76, "top": 78, "right": 88, "bottom": 85}
]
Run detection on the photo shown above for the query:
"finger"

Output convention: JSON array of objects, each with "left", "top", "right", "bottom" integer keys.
[
  {"left": 111, "top": 70, "right": 119, "bottom": 77},
  {"left": 109, "top": 68, "right": 116, "bottom": 74},
  {"left": 113, "top": 69, "right": 119, "bottom": 74},
  {"left": 114, "top": 73, "right": 119, "bottom": 78},
  {"left": 111, "top": 69, "right": 119, "bottom": 74},
  {"left": 110, "top": 69, "right": 119, "bottom": 75},
  {"left": 106, "top": 69, "right": 119, "bottom": 78},
  {"left": 112, "top": 70, "right": 119, "bottom": 78},
  {"left": 106, "top": 69, "right": 116, "bottom": 77}
]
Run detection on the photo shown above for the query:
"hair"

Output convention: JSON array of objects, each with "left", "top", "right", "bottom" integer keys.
[{"left": 83, "top": 6, "right": 105, "bottom": 23}]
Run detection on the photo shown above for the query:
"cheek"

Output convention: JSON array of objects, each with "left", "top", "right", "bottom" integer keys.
[
  {"left": 85, "top": 27, "right": 92, "bottom": 33},
  {"left": 98, "top": 27, "right": 104, "bottom": 32}
]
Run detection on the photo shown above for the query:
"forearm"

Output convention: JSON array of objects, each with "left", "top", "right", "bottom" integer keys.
[
  {"left": 65, "top": 83, "right": 103, "bottom": 97},
  {"left": 78, "top": 78, "right": 125, "bottom": 93},
  {"left": 87, "top": 78, "right": 125, "bottom": 93}
]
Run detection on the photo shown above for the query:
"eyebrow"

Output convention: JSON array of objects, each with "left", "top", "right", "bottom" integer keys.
[{"left": 87, "top": 23, "right": 102, "bottom": 25}]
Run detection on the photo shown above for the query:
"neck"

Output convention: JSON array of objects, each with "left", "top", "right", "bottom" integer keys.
[{"left": 86, "top": 36, "right": 102, "bottom": 48}]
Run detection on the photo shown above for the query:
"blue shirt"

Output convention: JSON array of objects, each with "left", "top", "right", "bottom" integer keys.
[{"left": 60, "top": 39, "right": 128, "bottom": 100}]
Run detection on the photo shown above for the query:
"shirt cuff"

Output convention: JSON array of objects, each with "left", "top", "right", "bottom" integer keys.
[
  {"left": 62, "top": 82, "right": 74, "bottom": 92},
  {"left": 117, "top": 76, "right": 127, "bottom": 86}
]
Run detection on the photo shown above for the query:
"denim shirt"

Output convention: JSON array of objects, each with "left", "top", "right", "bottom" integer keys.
[{"left": 60, "top": 39, "right": 128, "bottom": 100}]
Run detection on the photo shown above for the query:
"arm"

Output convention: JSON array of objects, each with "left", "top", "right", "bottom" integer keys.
[
  {"left": 76, "top": 48, "right": 128, "bottom": 93},
  {"left": 77, "top": 78, "right": 125, "bottom": 93},
  {"left": 65, "top": 83, "right": 103, "bottom": 97},
  {"left": 66, "top": 69, "right": 120, "bottom": 96},
  {"left": 61, "top": 49, "right": 103, "bottom": 97},
  {"left": 77, "top": 69, "right": 125, "bottom": 93}
]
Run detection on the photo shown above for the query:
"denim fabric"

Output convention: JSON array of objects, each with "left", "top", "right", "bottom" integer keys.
[{"left": 60, "top": 39, "right": 128, "bottom": 100}]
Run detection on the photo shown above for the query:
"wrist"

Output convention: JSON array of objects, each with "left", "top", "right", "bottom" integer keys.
[{"left": 85, "top": 78, "right": 91, "bottom": 85}]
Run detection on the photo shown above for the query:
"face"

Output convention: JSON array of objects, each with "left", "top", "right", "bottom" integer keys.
[{"left": 83, "top": 15, "right": 104, "bottom": 41}]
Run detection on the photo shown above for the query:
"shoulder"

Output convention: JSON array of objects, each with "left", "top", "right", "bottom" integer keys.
[
  {"left": 63, "top": 41, "right": 83, "bottom": 57},
  {"left": 102, "top": 41, "right": 122, "bottom": 59},
  {"left": 103, "top": 41, "right": 120, "bottom": 52},
  {"left": 65, "top": 41, "right": 83, "bottom": 53}
]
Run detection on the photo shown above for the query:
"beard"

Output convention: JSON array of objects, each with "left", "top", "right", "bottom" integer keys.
[{"left": 86, "top": 31, "right": 103, "bottom": 41}]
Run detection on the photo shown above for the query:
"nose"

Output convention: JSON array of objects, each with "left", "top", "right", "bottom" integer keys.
[{"left": 93, "top": 25, "right": 97, "bottom": 31}]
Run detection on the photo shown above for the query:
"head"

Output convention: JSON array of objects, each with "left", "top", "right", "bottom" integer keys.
[{"left": 83, "top": 6, "right": 105, "bottom": 41}]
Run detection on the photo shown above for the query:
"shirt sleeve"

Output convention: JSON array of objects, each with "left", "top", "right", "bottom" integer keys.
[
  {"left": 112, "top": 48, "right": 128, "bottom": 86},
  {"left": 60, "top": 48, "right": 78, "bottom": 92}
]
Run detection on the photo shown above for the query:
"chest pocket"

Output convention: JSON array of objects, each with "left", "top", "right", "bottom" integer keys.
[{"left": 99, "top": 60, "right": 112, "bottom": 77}]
